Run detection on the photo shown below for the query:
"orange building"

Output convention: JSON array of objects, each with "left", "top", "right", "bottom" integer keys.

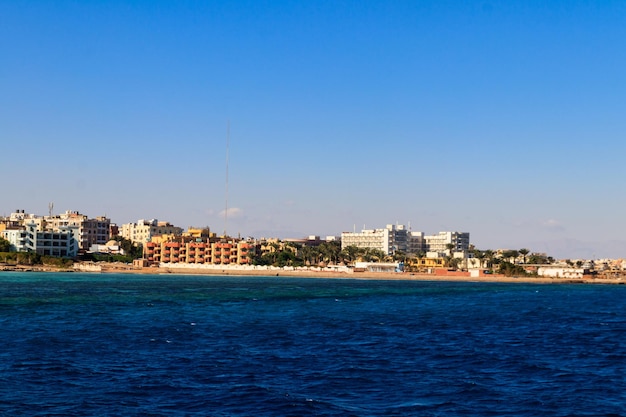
[{"left": 144, "top": 239, "right": 254, "bottom": 266}]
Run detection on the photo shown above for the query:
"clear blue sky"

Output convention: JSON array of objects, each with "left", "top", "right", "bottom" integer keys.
[{"left": 2, "top": 1, "right": 625, "bottom": 259}]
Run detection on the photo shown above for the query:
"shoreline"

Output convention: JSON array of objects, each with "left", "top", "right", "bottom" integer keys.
[
  {"left": 152, "top": 266, "right": 620, "bottom": 285},
  {"left": 2, "top": 263, "right": 625, "bottom": 285}
]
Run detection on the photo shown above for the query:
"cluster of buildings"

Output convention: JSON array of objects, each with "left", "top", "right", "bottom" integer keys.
[
  {"left": 1, "top": 209, "right": 472, "bottom": 267},
  {"left": 340, "top": 224, "right": 470, "bottom": 257},
  {"left": 4, "top": 208, "right": 626, "bottom": 280},
  {"left": 0, "top": 209, "right": 112, "bottom": 258}
]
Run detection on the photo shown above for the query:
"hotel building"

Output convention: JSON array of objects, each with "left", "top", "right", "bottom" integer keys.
[{"left": 341, "top": 224, "right": 470, "bottom": 256}]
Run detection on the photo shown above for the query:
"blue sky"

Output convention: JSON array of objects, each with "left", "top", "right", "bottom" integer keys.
[{"left": 2, "top": 1, "right": 626, "bottom": 259}]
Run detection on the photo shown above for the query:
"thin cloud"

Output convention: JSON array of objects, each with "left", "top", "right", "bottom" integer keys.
[
  {"left": 542, "top": 219, "right": 565, "bottom": 232},
  {"left": 219, "top": 207, "right": 244, "bottom": 219}
]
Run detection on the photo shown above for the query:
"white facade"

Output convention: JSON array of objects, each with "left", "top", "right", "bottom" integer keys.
[
  {"left": 88, "top": 243, "right": 125, "bottom": 255},
  {"left": 1, "top": 229, "right": 29, "bottom": 251},
  {"left": 342, "top": 224, "right": 470, "bottom": 256},
  {"left": 354, "top": 261, "right": 403, "bottom": 272},
  {"left": 537, "top": 267, "right": 587, "bottom": 279},
  {"left": 24, "top": 223, "right": 79, "bottom": 258},
  {"left": 341, "top": 226, "right": 395, "bottom": 254},
  {"left": 423, "top": 231, "right": 470, "bottom": 255}
]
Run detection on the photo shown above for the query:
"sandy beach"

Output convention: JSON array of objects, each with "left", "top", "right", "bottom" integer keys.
[
  {"left": 106, "top": 263, "right": 625, "bottom": 285},
  {"left": 2, "top": 262, "right": 625, "bottom": 285}
]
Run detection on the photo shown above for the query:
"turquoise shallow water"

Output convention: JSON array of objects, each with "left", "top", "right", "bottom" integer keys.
[{"left": 1, "top": 272, "right": 625, "bottom": 416}]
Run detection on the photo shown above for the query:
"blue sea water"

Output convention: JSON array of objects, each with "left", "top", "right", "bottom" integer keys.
[{"left": 0, "top": 273, "right": 625, "bottom": 416}]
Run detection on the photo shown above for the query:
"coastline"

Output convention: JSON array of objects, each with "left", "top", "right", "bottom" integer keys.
[
  {"left": 151, "top": 266, "right": 620, "bottom": 285},
  {"left": 2, "top": 263, "right": 625, "bottom": 285}
]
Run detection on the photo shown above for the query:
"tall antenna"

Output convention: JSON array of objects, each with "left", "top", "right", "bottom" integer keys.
[
  {"left": 48, "top": 202, "right": 54, "bottom": 217},
  {"left": 224, "top": 120, "right": 230, "bottom": 237}
]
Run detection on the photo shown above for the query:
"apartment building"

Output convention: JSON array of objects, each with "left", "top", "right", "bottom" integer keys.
[
  {"left": 121, "top": 219, "right": 183, "bottom": 244},
  {"left": 144, "top": 238, "right": 253, "bottom": 266},
  {"left": 23, "top": 223, "right": 79, "bottom": 257},
  {"left": 341, "top": 224, "right": 470, "bottom": 256},
  {"left": 1, "top": 228, "right": 29, "bottom": 251},
  {"left": 424, "top": 231, "right": 470, "bottom": 256},
  {"left": 45, "top": 210, "right": 111, "bottom": 251},
  {"left": 341, "top": 224, "right": 413, "bottom": 255},
  {"left": 1, "top": 209, "right": 105, "bottom": 254}
]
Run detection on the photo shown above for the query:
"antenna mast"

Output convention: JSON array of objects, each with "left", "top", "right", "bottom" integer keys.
[{"left": 224, "top": 121, "right": 230, "bottom": 237}]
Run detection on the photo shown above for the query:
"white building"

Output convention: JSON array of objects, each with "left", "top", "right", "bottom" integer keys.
[
  {"left": 537, "top": 266, "right": 588, "bottom": 279},
  {"left": 424, "top": 231, "right": 470, "bottom": 256},
  {"left": 1, "top": 228, "right": 29, "bottom": 252},
  {"left": 24, "top": 223, "right": 79, "bottom": 258},
  {"left": 341, "top": 224, "right": 410, "bottom": 255},
  {"left": 341, "top": 224, "right": 470, "bottom": 256}
]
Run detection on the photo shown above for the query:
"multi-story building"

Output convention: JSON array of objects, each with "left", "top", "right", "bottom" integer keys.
[
  {"left": 121, "top": 219, "right": 183, "bottom": 244},
  {"left": 45, "top": 210, "right": 111, "bottom": 251},
  {"left": 23, "top": 223, "right": 79, "bottom": 258},
  {"left": 1, "top": 228, "right": 29, "bottom": 252},
  {"left": 2, "top": 209, "right": 102, "bottom": 256},
  {"left": 341, "top": 224, "right": 411, "bottom": 255},
  {"left": 341, "top": 224, "right": 470, "bottom": 256},
  {"left": 423, "top": 231, "right": 470, "bottom": 256},
  {"left": 408, "top": 231, "right": 425, "bottom": 254},
  {"left": 144, "top": 238, "right": 253, "bottom": 266}
]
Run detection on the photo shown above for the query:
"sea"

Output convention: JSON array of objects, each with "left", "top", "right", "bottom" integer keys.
[{"left": 0, "top": 272, "right": 624, "bottom": 416}]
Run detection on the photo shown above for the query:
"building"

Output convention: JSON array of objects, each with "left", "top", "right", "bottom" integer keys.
[
  {"left": 144, "top": 237, "right": 253, "bottom": 266},
  {"left": 423, "top": 231, "right": 470, "bottom": 256},
  {"left": 341, "top": 224, "right": 411, "bottom": 255},
  {"left": 1, "top": 228, "right": 29, "bottom": 252},
  {"left": 23, "top": 223, "right": 79, "bottom": 258},
  {"left": 45, "top": 210, "right": 111, "bottom": 251},
  {"left": 1, "top": 209, "right": 98, "bottom": 257},
  {"left": 143, "top": 232, "right": 256, "bottom": 265},
  {"left": 341, "top": 224, "right": 470, "bottom": 256},
  {"left": 282, "top": 235, "right": 338, "bottom": 248},
  {"left": 121, "top": 219, "right": 183, "bottom": 244}
]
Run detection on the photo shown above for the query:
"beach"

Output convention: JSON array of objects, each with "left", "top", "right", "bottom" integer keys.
[
  {"left": 84, "top": 262, "right": 626, "bottom": 284},
  {"left": 2, "top": 262, "right": 624, "bottom": 284}
]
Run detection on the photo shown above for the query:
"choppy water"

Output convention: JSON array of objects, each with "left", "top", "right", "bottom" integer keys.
[{"left": 0, "top": 272, "right": 624, "bottom": 416}]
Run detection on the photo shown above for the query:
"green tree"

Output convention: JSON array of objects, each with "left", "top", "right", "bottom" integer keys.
[
  {"left": 0, "top": 237, "right": 11, "bottom": 252},
  {"left": 518, "top": 248, "right": 530, "bottom": 264},
  {"left": 497, "top": 261, "right": 529, "bottom": 277},
  {"left": 446, "top": 257, "right": 461, "bottom": 270},
  {"left": 483, "top": 250, "right": 495, "bottom": 269},
  {"left": 339, "top": 245, "right": 359, "bottom": 265},
  {"left": 528, "top": 253, "right": 550, "bottom": 264},
  {"left": 276, "top": 250, "right": 297, "bottom": 267},
  {"left": 475, "top": 250, "right": 487, "bottom": 268},
  {"left": 318, "top": 241, "right": 341, "bottom": 265},
  {"left": 393, "top": 250, "right": 407, "bottom": 263},
  {"left": 112, "top": 236, "right": 143, "bottom": 259}
]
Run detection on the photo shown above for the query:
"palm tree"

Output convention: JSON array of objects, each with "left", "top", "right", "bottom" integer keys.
[
  {"left": 447, "top": 257, "right": 461, "bottom": 270},
  {"left": 393, "top": 250, "right": 407, "bottom": 263},
  {"left": 483, "top": 250, "right": 495, "bottom": 269},
  {"left": 340, "top": 245, "right": 359, "bottom": 265},
  {"left": 475, "top": 250, "right": 487, "bottom": 269},
  {"left": 518, "top": 248, "right": 530, "bottom": 264},
  {"left": 503, "top": 250, "right": 519, "bottom": 264}
]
